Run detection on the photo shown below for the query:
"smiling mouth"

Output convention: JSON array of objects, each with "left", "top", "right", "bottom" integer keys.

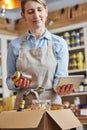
[
  {"left": 33, "top": 19, "right": 41, "bottom": 23},
  {"left": 33, "top": 22, "right": 41, "bottom": 25}
]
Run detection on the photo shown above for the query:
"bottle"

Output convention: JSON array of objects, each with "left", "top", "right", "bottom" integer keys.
[
  {"left": 77, "top": 52, "right": 84, "bottom": 62},
  {"left": 83, "top": 76, "right": 87, "bottom": 92},
  {"left": 79, "top": 83, "right": 84, "bottom": 92},
  {"left": 76, "top": 32, "right": 80, "bottom": 46},
  {"left": 77, "top": 60, "right": 84, "bottom": 69},
  {"left": 17, "top": 100, "right": 25, "bottom": 111},
  {"left": 74, "top": 97, "right": 80, "bottom": 116},
  {"left": 74, "top": 97, "right": 80, "bottom": 106}
]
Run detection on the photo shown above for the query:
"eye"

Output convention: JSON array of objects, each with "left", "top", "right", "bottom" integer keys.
[
  {"left": 38, "top": 7, "right": 43, "bottom": 12},
  {"left": 27, "top": 9, "right": 34, "bottom": 14}
]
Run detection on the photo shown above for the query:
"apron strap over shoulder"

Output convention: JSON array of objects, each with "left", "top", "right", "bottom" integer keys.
[
  {"left": 21, "top": 34, "right": 27, "bottom": 48},
  {"left": 48, "top": 39, "right": 56, "bottom": 57}
]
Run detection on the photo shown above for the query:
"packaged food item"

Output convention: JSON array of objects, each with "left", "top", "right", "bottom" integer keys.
[
  {"left": 12, "top": 71, "right": 21, "bottom": 83},
  {"left": 12, "top": 71, "right": 32, "bottom": 83},
  {"left": 17, "top": 100, "right": 25, "bottom": 111},
  {"left": 77, "top": 52, "right": 84, "bottom": 61},
  {"left": 74, "top": 97, "right": 81, "bottom": 116},
  {"left": 74, "top": 97, "right": 80, "bottom": 106},
  {"left": 83, "top": 76, "right": 87, "bottom": 91},
  {"left": 51, "top": 104, "right": 64, "bottom": 110},
  {"left": 32, "top": 99, "right": 51, "bottom": 110},
  {"left": 63, "top": 101, "right": 70, "bottom": 108}
]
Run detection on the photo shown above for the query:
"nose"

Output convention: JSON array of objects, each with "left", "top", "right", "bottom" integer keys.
[{"left": 33, "top": 10, "right": 39, "bottom": 18}]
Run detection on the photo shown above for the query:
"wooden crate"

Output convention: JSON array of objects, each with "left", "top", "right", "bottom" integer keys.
[
  {"left": 15, "top": 18, "right": 28, "bottom": 32},
  {"left": 0, "top": 18, "right": 28, "bottom": 35},
  {"left": 71, "top": 2, "right": 87, "bottom": 19},
  {"left": 0, "top": 18, "right": 14, "bottom": 31},
  {"left": 46, "top": 7, "right": 70, "bottom": 30}
]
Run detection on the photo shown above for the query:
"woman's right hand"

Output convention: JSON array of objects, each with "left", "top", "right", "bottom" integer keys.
[
  {"left": 11, "top": 74, "right": 31, "bottom": 88},
  {"left": 15, "top": 77, "right": 31, "bottom": 88}
]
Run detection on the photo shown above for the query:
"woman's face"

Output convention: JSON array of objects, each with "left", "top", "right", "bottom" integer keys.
[{"left": 21, "top": 1, "right": 48, "bottom": 30}]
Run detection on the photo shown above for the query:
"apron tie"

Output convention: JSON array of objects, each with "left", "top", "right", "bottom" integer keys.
[
  {"left": 23, "top": 87, "right": 53, "bottom": 100},
  {"left": 23, "top": 88, "right": 40, "bottom": 100}
]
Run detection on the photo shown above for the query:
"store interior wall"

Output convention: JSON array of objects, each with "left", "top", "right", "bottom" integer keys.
[
  {"left": 48, "top": 0, "right": 87, "bottom": 11},
  {"left": 0, "top": 0, "right": 87, "bottom": 20}
]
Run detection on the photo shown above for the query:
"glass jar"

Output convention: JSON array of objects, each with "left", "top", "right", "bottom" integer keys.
[
  {"left": 77, "top": 52, "right": 84, "bottom": 62},
  {"left": 83, "top": 76, "right": 87, "bottom": 91},
  {"left": 13, "top": 71, "right": 32, "bottom": 83}
]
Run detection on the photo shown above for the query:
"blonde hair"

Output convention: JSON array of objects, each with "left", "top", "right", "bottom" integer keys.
[{"left": 21, "top": 0, "right": 47, "bottom": 12}]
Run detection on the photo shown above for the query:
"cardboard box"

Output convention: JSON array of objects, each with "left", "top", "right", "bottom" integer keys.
[{"left": 0, "top": 109, "right": 82, "bottom": 130}]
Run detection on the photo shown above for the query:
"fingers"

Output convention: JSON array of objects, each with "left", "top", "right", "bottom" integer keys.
[
  {"left": 57, "top": 85, "right": 66, "bottom": 95},
  {"left": 56, "top": 84, "right": 74, "bottom": 95},
  {"left": 15, "top": 78, "right": 31, "bottom": 88}
]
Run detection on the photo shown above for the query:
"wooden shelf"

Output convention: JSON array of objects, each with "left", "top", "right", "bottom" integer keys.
[
  {"left": 77, "top": 116, "right": 87, "bottom": 125},
  {"left": 61, "top": 92, "right": 87, "bottom": 97},
  {"left": 47, "top": 17, "right": 87, "bottom": 31},
  {"left": 68, "top": 45, "right": 85, "bottom": 51},
  {"left": 69, "top": 69, "right": 86, "bottom": 74}
]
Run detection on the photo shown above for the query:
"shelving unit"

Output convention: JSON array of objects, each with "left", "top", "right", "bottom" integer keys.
[
  {"left": 61, "top": 92, "right": 87, "bottom": 104},
  {"left": 50, "top": 22, "right": 87, "bottom": 76},
  {"left": 61, "top": 92, "right": 87, "bottom": 130},
  {"left": 48, "top": 22, "right": 87, "bottom": 130},
  {"left": 0, "top": 34, "right": 17, "bottom": 101},
  {"left": 62, "top": 91, "right": 87, "bottom": 97},
  {"left": 49, "top": 22, "right": 87, "bottom": 106}
]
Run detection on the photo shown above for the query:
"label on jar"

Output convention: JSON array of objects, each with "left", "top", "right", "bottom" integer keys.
[{"left": 22, "top": 72, "right": 32, "bottom": 79}]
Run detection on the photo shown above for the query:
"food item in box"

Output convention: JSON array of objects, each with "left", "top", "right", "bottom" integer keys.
[
  {"left": 63, "top": 101, "right": 70, "bottom": 108},
  {"left": 32, "top": 99, "right": 51, "bottom": 110},
  {"left": 17, "top": 100, "right": 25, "bottom": 111},
  {"left": 51, "top": 104, "right": 64, "bottom": 110}
]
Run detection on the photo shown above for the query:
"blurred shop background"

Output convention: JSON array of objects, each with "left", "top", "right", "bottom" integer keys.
[{"left": 0, "top": 1, "right": 87, "bottom": 130}]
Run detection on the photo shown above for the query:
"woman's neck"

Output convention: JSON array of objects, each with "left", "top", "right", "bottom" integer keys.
[{"left": 29, "top": 27, "right": 46, "bottom": 39}]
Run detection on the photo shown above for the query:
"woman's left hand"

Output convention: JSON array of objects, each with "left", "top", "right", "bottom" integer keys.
[{"left": 56, "top": 84, "right": 74, "bottom": 95}]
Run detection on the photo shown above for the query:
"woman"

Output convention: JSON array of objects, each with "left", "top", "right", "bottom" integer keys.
[{"left": 6, "top": 0, "right": 73, "bottom": 109}]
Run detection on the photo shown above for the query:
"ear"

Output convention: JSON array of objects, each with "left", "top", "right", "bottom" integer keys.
[{"left": 21, "top": 12, "right": 26, "bottom": 21}]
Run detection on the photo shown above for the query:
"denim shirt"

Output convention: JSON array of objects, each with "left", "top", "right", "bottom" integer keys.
[{"left": 6, "top": 29, "right": 69, "bottom": 92}]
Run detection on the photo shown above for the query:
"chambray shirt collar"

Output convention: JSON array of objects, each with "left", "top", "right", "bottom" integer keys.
[{"left": 26, "top": 29, "right": 52, "bottom": 41}]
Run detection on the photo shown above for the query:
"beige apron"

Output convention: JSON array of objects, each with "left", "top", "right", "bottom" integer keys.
[{"left": 14, "top": 35, "right": 62, "bottom": 110}]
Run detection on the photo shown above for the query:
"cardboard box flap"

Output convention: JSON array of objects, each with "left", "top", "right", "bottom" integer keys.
[
  {"left": 0, "top": 111, "right": 44, "bottom": 128},
  {"left": 47, "top": 109, "right": 82, "bottom": 130}
]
